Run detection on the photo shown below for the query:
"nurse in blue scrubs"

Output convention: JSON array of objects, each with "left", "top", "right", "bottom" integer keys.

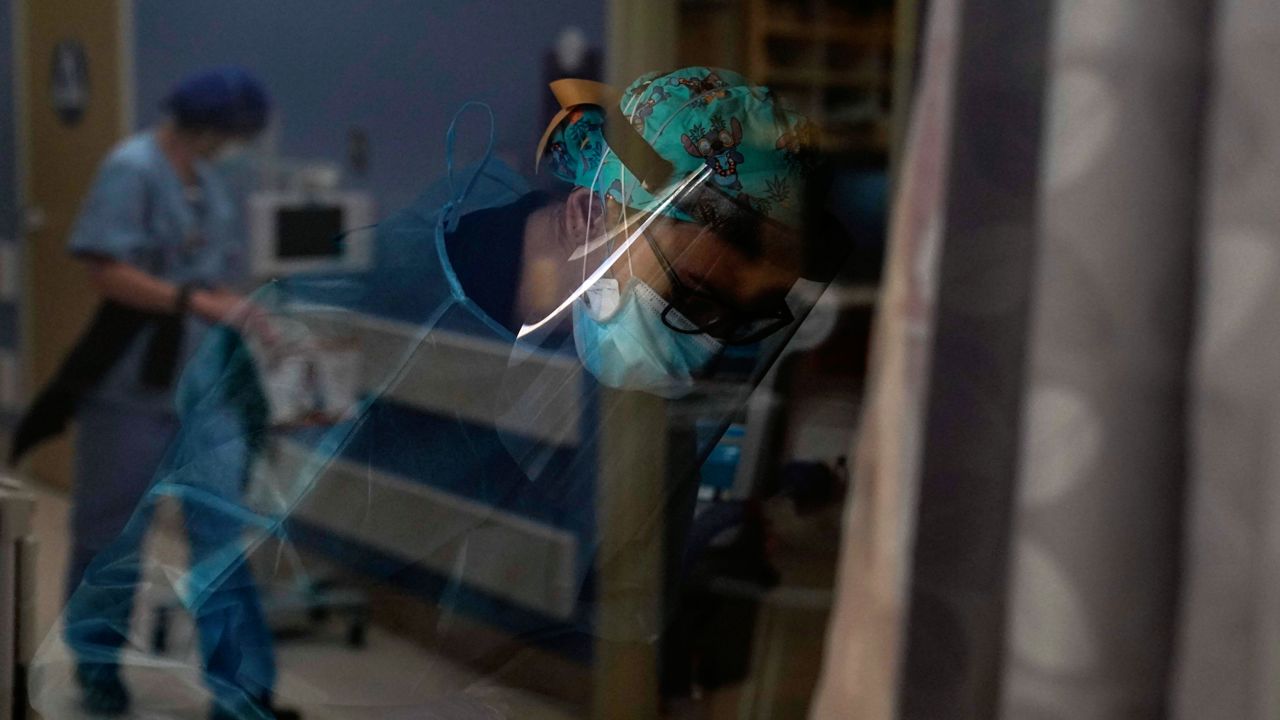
[{"left": 62, "top": 66, "right": 272, "bottom": 716}]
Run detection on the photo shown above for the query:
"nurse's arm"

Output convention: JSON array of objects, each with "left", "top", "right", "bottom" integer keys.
[{"left": 81, "top": 254, "right": 244, "bottom": 324}]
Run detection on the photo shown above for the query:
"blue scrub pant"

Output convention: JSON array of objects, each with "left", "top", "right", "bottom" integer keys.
[{"left": 65, "top": 402, "right": 277, "bottom": 712}]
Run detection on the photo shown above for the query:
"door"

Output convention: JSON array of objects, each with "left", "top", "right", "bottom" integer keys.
[{"left": 18, "top": 0, "right": 126, "bottom": 491}]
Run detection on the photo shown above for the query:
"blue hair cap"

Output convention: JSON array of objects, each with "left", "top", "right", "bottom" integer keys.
[{"left": 164, "top": 65, "right": 270, "bottom": 135}]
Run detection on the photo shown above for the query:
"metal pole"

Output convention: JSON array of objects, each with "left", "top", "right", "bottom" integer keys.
[{"left": 0, "top": 477, "right": 36, "bottom": 720}]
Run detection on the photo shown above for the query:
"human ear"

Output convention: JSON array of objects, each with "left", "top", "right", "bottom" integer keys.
[{"left": 563, "top": 187, "right": 609, "bottom": 239}]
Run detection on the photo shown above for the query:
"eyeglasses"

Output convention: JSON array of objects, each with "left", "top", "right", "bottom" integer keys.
[{"left": 640, "top": 227, "right": 793, "bottom": 345}]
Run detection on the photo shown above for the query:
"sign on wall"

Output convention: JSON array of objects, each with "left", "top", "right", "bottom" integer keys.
[{"left": 51, "top": 39, "right": 90, "bottom": 125}]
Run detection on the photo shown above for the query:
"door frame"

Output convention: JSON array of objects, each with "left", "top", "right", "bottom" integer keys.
[{"left": 12, "top": 0, "right": 135, "bottom": 487}]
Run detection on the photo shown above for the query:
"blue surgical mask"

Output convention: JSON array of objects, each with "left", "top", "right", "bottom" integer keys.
[
  {"left": 211, "top": 140, "right": 251, "bottom": 166},
  {"left": 573, "top": 278, "right": 722, "bottom": 399}
]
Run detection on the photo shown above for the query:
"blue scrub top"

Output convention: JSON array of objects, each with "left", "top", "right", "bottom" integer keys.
[{"left": 68, "top": 130, "right": 246, "bottom": 416}]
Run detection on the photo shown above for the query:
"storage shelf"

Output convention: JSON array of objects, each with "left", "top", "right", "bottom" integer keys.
[
  {"left": 745, "top": 0, "right": 895, "bottom": 156},
  {"left": 758, "top": 21, "right": 892, "bottom": 45},
  {"left": 764, "top": 68, "right": 887, "bottom": 88}
]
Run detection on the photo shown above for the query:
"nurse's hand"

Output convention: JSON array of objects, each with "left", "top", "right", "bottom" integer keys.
[
  {"left": 192, "top": 289, "right": 280, "bottom": 347},
  {"left": 190, "top": 287, "right": 243, "bottom": 324}
]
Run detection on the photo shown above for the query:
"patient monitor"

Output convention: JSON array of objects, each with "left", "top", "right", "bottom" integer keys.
[{"left": 248, "top": 190, "right": 375, "bottom": 279}]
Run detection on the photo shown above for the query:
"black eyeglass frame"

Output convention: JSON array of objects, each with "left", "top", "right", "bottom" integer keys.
[{"left": 639, "top": 226, "right": 794, "bottom": 345}]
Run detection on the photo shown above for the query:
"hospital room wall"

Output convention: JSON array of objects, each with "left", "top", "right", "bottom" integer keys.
[{"left": 130, "top": 0, "right": 607, "bottom": 214}]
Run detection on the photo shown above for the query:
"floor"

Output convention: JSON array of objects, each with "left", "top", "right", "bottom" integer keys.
[
  {"left": 22, "top": 482, "right": 581, "bottom": 720},
  {"left": 15, "top": 467, "right": 841, "bottom": 720}
]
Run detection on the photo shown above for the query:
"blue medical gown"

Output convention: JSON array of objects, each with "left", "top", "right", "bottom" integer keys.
[{"left": 35, "top": 159, "right": 624, "bottom": 716}]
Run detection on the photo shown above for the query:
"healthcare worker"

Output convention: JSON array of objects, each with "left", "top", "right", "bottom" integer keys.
[
  {"left": 35, "top": 67, "right": 846, "bottom": 719},
  {"left": 51, "top": 66, "right": 279, "bottom": 718}
]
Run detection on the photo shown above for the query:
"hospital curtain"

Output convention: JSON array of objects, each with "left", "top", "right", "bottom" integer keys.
[{"left": 813, "top": 0, "right": 1280, "bottom": 717}]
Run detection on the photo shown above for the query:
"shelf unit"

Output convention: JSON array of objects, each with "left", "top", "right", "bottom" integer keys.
[{"left": 745, "top": 0, "right": 895, "bottom": 155}]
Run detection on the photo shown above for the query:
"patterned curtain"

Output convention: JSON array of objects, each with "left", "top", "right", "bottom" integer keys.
[
  {"left": 816, "top": 0, "right": 1280, "bottom": 718},
  {"left": 999, "top": 0, "right": 1211, "bottom": 716},
  {"left": 1171, "top": 0, "right": 1280, "bottom": 716}
]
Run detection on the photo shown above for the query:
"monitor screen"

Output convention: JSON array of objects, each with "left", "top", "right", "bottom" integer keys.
[
  {"left": 276, "top": 206, "right": 344, "bottom": 259},
  {"left": 249, "top": 191, "right": 373, "bottom": 277}
]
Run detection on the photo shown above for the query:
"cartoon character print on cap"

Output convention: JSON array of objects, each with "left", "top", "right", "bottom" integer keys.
[
  {"left": 547, "top": 140, "right": 573, "bottom": 180},
  {"left": 564, "top": 108, "right": 605, "bottom": 175},
  {"left": 629, "top": 84, "right": 670, "bottom": 134},
  {"left": 682, "top": 114, "right": 745, "bottom": 192},
  {"left": 670, "top": 71, "right": 730, "bottom": 105}
]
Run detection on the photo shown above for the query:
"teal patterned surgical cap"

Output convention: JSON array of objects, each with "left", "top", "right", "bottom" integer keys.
[{"left": 540, "top": 67, "right": 819, "bottom": 230}]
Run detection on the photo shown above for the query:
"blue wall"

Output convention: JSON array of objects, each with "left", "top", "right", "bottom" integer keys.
[{"left": 133, "top": 0, "right": 605, "bottom": 213}]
